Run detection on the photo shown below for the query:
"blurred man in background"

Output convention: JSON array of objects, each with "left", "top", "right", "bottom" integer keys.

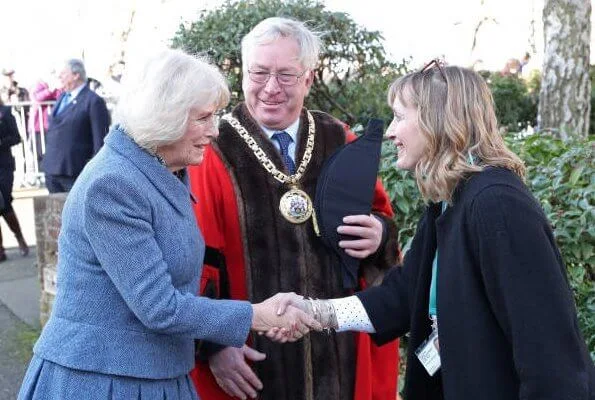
[{"left": 42, "top": 59, "right": 110, "bottom": 193}]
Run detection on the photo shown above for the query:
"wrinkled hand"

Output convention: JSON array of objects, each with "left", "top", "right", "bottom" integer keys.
[
  {"left": 252, "top": 292, "right": 321, "bottom": 342},
  {"left": 209, "top": 345, "right": 266, "bottom": 399},
  {"left": 262, "top": 292, "right": 310, "bottom": 342},
  {"left": 337, "top": 214, "right": 383, "bottom": 258},
  {"left": 271, "top": 292, "right": 309, "bottom": 315}
]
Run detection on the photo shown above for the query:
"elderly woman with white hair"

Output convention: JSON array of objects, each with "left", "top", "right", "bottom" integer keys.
[{"left": 18, "top": 49, "right": 319, "bottom": 400}]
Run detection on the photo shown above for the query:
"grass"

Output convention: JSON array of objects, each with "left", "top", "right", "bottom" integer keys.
[{"left": 8, "top": 322, "right": 40, "bottom": 364}]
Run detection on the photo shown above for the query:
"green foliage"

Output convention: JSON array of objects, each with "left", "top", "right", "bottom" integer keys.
[
  {"left": 4, "top": 322, "right": 39, "bottom": 364},
  {"left": 569, "top": 263, "right": 595, "bottom": 362},
  {"left": 481, "top": 67, "right": 595, "bottom": 135},
  {"left": 506, "top": 134, "right": 595, "bottom": 359},
  {"left": 525, "top": 69, "right": 542, "bottom": 95},
  {"left": 14, "top": 324, "right": 40, "bottom": 363},
  {"left": 591, "top": 90, "right": 595, "bottom": 136},
  {"left": 171, "top": 0, "right": 408, "bottom": 127},
  {"left": 506, "top": 135, "right": 594, "bottom": 268},
  {"left": 590, "top": 66, "right": 595, "bottom": 135},
  {"left": 378, "top": 142, "right": 423, "bottom": 252},
  {"left": 486, "top": 73, "right": 538, "bottom": 131},
  {"left": 326, "top": 67, "right": 407, "bottom": 129}
]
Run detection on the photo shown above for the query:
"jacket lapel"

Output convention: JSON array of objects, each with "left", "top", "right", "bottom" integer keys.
[
  {"left": 104, "top": 126, "right": 191, "bottom": 214},
  {"left": 53, "top": 85, "right": 89, "bottom": 118},
  {"left": 64, "top": 86, "right": 88, "bottom": 115},
  {"left": 52, "top": 93, "right": 67, "bottom": 118}
]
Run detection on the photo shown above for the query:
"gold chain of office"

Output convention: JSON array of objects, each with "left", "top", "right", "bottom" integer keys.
[
  {"left": 221, "top": 111, "right": 316, "bottom": 224},
  {"left": 221, "top": 111, "right": 315, "bottom": 185}
]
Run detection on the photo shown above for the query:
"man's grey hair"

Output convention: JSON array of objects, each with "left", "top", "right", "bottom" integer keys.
[
  {"left": 113, "top": 48, "right": 230, "bottom": 152},
  {"left": 241, "top": 17, "right": 323, "bottom": 72},
  {"left": 66, "top": 59, "right": 87, "bottom": 82}
]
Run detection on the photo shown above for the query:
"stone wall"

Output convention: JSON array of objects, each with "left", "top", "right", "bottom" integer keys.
[{"left": 34, "top": 193, "right": 67, "bottom": 326}]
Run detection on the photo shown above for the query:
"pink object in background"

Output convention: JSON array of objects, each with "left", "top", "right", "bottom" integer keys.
[{"left": 28, "top": 80, "right": 61, "bottom": 134}]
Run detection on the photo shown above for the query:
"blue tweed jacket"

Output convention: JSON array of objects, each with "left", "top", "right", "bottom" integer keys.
[{"left": 34, "top": 126, "right": 252, "bottom": 379}]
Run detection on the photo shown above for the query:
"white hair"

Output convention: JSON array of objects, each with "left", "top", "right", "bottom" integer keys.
[
  {"left": 66, "top": 59, "right": 87, "bottom": 82},
  {"left": 241, "top": 17, "right": 322, "bottom": 72},
  {"left": 114, "top": 48, "right": 230, "bottom": 151}
]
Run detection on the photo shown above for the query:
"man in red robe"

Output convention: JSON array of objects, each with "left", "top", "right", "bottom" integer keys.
[{"left": 188, "top": 17, "right": 400, "bottom": 400}]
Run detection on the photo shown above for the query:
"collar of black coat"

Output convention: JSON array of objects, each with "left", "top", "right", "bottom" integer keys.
[
  {"left": 430, "top": 167, "right": 524, "bottom": 221},
  {"left": 104, "top": 125, "right": 192, "bottom": 213}
]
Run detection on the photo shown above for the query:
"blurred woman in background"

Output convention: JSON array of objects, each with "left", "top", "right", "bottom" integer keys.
[{"left": 0, "top": 99, "right": 29, "bottom": 261}]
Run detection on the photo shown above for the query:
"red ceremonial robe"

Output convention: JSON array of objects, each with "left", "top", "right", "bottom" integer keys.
[{"left": 188, "top": 105, "right": 399, "bottom": 400}]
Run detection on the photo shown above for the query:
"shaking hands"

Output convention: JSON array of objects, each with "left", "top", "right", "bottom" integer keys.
[{"left": 251, "top": 292, "right": 321, "bottom": 342}]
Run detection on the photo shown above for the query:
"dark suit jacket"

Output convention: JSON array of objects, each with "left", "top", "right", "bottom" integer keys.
[
  {"left": 357, "top": 168, "right": 595, "bottom": 400},
  {"left": 42, "top": 85, "right": 110, "bottom": 177}
]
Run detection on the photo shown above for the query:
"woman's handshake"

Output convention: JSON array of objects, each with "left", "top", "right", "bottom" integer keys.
[
  {"left": 251, "top": 293, "right": 322, "bottom": 342},
  {"left": 251, "top": 292, "right": 339, "bottom": 342}
]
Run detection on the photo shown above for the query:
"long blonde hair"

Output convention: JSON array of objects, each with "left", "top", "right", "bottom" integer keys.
[{"left": 387, "top": 65, "right": 525, "bottom": 203}]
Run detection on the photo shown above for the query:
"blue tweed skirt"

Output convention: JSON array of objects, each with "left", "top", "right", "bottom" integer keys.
[{"left": 18, "top": 355, "right": 199, "bottom": 400}]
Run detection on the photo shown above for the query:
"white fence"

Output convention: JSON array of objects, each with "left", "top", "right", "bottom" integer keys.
[{"left": 8, "top": 100, "right": 55, "bottom": 188}]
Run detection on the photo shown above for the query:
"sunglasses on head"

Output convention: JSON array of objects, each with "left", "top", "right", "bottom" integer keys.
[{"left": 420, "top": 59, "right": 447, "bottom": 81}]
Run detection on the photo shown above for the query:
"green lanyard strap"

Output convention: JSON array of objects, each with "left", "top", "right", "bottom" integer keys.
[{"left": 429, "top": 201, "right": 447, "bottom": 318}]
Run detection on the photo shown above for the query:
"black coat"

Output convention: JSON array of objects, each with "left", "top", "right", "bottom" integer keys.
[
  {"left": 357, "top": 167, "right": 595, "bottom": 400},
  {"left": 0, "top": 105, "right": 21, "bottom": 211},
  {"left": 42, "top": 85, "right": 110, "bottom": 178},
  {"left": 0, "top": 105, "right": 20, "bottom": 169}
]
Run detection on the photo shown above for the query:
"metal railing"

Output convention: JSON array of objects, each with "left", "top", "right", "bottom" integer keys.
[{"left": 7, "top": 100, "right": 56, "bottom": 188}]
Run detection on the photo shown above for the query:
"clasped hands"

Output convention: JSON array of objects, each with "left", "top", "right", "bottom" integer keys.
[
  {"left": 249, "top": 214, "right": 381, "bottom": 342},
  {"left": 251, "top": 292, "right": 319, "bottom": 342},
  {"left": 214, "top": 294, "right": 321, "bottom": 399}
]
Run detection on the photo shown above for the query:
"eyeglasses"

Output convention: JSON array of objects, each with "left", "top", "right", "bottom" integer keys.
[
  {"left": 420, "top": 59, "right": 447, "bottom": 81},
  {"left": 247, "top": 70, "right": 307, "bottom": 86}
]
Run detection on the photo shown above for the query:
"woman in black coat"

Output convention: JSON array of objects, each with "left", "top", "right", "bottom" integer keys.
[
  {"left": 0, "top": 100, "right": 29, "bottom": 261},
  {"left": 275, "top": 63, "right": 595, "bottom": 399}
]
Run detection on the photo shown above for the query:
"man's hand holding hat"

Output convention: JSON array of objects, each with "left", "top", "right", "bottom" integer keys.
[{"left": 337, "top": 214, "right": 384, "bottom": 259}]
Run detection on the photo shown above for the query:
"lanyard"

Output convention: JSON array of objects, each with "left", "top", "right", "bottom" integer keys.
[{"left": 428, "top": 201, "right": 447, "bottom": 318}]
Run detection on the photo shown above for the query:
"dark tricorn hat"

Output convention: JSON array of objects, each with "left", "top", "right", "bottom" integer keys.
[{"left": 313, "top": 118, "right": 384, "bottom": 289}]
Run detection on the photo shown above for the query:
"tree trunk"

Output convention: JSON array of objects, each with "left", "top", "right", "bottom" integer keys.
[{"left": 538, "top": 0, "right": 591, "bottom": 138}]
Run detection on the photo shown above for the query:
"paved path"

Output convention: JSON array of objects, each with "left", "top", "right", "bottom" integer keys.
[
  {"left": 0, "top": 192, "right": 41, "bottom": 400},
  {"left": 0, "top": 304, "right": 30, "bottom": 400}
]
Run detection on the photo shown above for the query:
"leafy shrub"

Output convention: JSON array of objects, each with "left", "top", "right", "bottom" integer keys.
[
  {"left": 327, "top": 64, "right": 409, "bottom": 129},
  {"left": 590, "top": 66, "right": 595, "bottom": 135},
  {"left": 507, "top": 133, "right": 594, "bottom": 359},
  {"left": 378, "top": 142, "right": 423, "bottom": 252},
  {"left": 487, "top": 73, "right": 538, "bottom": 131},
  {"left": 591, "top": 90, "right": 595, "bottom": 135},
  {"left": 506, "top": 135, "right": 594, "bottom": 268},
  {"left": 479, "top": 68, "right": 595, "bottom": 136}
]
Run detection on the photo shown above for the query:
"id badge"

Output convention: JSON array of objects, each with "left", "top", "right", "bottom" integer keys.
[{"left": 415, "top": 330, "right": 441, "bottom": 376}]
